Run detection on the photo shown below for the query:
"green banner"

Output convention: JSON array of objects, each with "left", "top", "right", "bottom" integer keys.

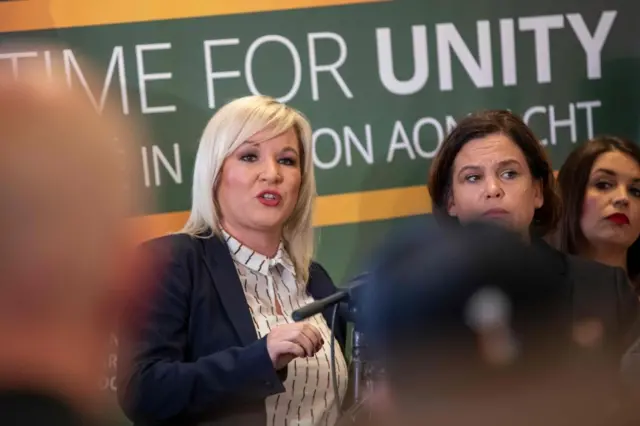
[{"left": 2, "top": 0, "right": 639, "bottom": 422}]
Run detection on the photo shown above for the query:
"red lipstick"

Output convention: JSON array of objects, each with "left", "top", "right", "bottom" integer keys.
[{"left": 606, "top": 213, "right": 630, "bottom": 225}]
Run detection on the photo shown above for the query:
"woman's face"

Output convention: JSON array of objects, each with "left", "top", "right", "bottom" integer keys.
[
  {"left": 447, "top": 133, "right": 543, "bottom": 237},
  {"left": 216, "top": 128, "right": 302, "bottom": 240},
  {"left": 580, "top": 150, "right": 640, "bottom": 250}
]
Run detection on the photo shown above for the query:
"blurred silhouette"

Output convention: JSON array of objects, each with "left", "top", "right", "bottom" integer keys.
[
  {"left": 0, "top": 42, "right": 150, "bottom": 425},
  {"left": 357, "top": 219, "right": 635, "bottom": 426}
]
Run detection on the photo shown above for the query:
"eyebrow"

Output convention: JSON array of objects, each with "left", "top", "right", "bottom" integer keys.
[
  {"left": 457, "top": 159, "right": 522, "bottom": 175},
  {"left": 281, "top": 147, "right": 299, "bottom": 156},
  {"left": 241, "top": 141, "right": 299, "bottom": 156},
  {"left": 593, "top": 168, "right": 640, "bottom": 183}
]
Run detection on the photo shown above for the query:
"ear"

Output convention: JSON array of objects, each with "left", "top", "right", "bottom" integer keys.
[{"left": 533, "top": 179, "right": 544, "bottom": 209}]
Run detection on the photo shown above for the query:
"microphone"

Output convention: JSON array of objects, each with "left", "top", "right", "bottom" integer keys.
[
  {"left": 292, "top": 271, "right": 369, "bottom": 322},
  {"left": 291, "top": 291, "right": 347, "bottom": 322}
]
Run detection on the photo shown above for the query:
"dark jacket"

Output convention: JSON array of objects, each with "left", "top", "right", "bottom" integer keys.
[
  {"left": 534, "top": 238, "right": 639, "bottom": 356},
  {"left": 117, "top": 233, "right": 347, "bottom": 426}
]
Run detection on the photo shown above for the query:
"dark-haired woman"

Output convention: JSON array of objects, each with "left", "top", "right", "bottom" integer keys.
[
  {"left": 428, "top": 111, "right": 639, "bottom": 360},
  {"left": 554, "top": 136, "right": 640, "bottom": 296},
  {"left": 552, "top": 136, "right": 640, "bottom": 412}
]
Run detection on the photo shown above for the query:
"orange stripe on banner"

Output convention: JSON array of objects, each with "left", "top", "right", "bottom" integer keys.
[
  {"left": 0, "top": 0, "right": 385, "bottom": 33},
  {"left": 129, "top": 185, "right": 432, "bottom": 243}
]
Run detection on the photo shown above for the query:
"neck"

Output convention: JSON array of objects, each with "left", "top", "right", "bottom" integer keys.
[
  {"left": 221, "top": 222, "right": 281, "bottom": 258},
  {"left": 579, "top": 243, "right": 628, "bottom": 272}
]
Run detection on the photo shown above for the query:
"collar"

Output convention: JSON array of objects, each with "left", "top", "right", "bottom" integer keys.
[{"left": 222, "top": 230, "right": 296, "bottom": 277}]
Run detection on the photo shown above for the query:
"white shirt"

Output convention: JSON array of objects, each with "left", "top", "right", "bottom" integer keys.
[{"left": 223, "top": 231, "right": 349, "bottom": 426}]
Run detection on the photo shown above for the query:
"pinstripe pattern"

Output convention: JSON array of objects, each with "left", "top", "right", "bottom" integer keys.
[{"left": 223, "top": 230, "right": 348, "bottom": 426}]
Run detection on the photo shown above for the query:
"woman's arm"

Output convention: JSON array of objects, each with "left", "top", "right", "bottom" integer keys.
[{"left": 116, "top": 238, "right": 284, "bottom": 423}]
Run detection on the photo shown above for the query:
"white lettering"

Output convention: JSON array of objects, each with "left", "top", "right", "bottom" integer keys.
[
  {"left": 308, "top": 32, "right": 353, "bottom": 101},
  {"left": 412, "top": 117, "right": 444, "bottom": 159},
  {"left": 499, "top": 19, "right": 517, "bottom": 86},
  {"left": 387, "top": 121, "right": 415, "bottom": 162},
  {"left": 445, "top": 115, "right": 458, "bottom": 133},
  {"left": 108, "top": 354, "right": 117, "bottom": 369},
  {"left": 523, "top": 105, "right": 548, "bottom": 145},
  {"left": 43, "top": 50, "right": 53, "bottom": 79},
  {"left": 141, "top": 147, "right": 151, "bottom": 188},
  {"left": 436, "top": 21, "right": 493, "bottom": 90},
  {"left": 566, "top": 11, "right": 616, "bottom": 80},
  {"left": 203, "top": 39, "right": 241, "bottom": 109},
  {"left": 518, "top": 15, "right": 564, "bottom": 83},
  {"left": 313, "top": 128, "right": 342, "bottom": 170},
  {"left": 135, "top": 43, "right": 176, "bottom": 114},
  {"left": 64, "top": 47, "right": 129, "bottom": 114},
  {"left": 343, "top": 125, "right": 374, "bottom": 166},
  {"left": 245, "top": 35, "right": 302, "bottom": 103},
  {"left": 152, "top": 144, "right": 183, "bottom": 186},
  {"left": 548, "top": 103, "right": 577, "bottom": 145},
  {"left": 576, "top": 100, "right": 601, "bottom": 139},
  {"left": 0, "top": 51, "right": 38, "bottom": 79},
  {"left": 376, "top": 26, "right": 429, "bottom": 95}
]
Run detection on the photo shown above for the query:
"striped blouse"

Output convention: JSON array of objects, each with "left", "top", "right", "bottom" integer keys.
[{"left": 223, "top": 230, "right": 348, "bottom": 426}]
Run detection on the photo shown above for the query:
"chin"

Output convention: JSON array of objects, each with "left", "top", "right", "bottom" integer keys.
[
  {"left": 592, "top": 231, "right": 633, "bottom": 248},
  {"left": 251, "top": 219, "right": 287, "bottom": 233}
]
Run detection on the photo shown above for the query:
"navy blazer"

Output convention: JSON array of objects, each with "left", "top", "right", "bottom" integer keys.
[{"left": 117, "top": 233, "right": 347, "bottom": 426}]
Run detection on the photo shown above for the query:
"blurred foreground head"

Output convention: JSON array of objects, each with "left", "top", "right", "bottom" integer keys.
[
  {"left": 0, "top": 43, "right": 148, "bottom": 417},
  {"left": 363, "top": 220, "right": 626, "bottom": 426}
]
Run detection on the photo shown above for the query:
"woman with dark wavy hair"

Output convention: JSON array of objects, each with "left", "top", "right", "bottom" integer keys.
[{"left": 554, "top": 136, "right": 640, "bottom": 296}]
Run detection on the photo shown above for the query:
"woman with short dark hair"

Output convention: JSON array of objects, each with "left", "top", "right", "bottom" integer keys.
[
  {"left": 428, "top": 110, "right": 559, "bottom": 239},
  {"left": 427, "top": 110, "right": 638, "bottom": 360}
]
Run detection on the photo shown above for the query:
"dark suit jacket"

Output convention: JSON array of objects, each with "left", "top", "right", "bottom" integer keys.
[
  {"left": 534, "top": 239, "right": 639, "bottom": 357},
  {"left": 117, "top": 233, "right": 347, "bottom": 426}
]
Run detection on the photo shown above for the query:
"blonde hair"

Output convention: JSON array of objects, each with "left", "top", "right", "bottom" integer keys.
[{"left": 182, "top": 95, "right": 316, "bottom": 282}]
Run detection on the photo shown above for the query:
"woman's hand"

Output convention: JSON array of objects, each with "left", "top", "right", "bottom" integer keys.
[{"left": 266, "top": 323, "right": 324, "bottom": 370}]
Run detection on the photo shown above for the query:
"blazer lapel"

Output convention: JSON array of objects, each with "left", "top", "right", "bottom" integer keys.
[{"left": 200, "top": 235, "right": 258, "bottom": 347}]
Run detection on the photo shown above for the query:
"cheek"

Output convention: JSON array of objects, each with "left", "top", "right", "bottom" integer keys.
[
  {"left": 219, "top": 166, "right": 252, "bottom": 197},
  {"left": 580, "top": 194, "right": 600, "bottom": 231},
  {"left": 284, "top": 169, "right": 302, "bottom": 199},
  {"left": 449, "top": 187, "right": 479, "bottom": 219},
  {"left": 630, "top": 199, "right": 640, "bottom": 231},
  {"left": 290, "top": 170, "right": 302, "bottom": 193}
]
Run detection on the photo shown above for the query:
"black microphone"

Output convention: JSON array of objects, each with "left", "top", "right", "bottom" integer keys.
[
  {"left": 292, "top": 271, "right": 369, "bottom": 322},
  {"left": 292, "top": 291, "right": 347, "bottom": 322}
]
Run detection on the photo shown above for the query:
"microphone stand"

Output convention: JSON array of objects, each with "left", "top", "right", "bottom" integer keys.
[
  {"left": 292, "top": 275, "right": 373, "bottom": 425},
  {"left": 336, "top": 303, "right": 371, "bottom": 426}
]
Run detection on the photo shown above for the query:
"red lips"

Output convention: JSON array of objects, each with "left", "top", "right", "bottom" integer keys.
[
  {"left": 606, "top": 213, "right": 630, "bottom": 225},
  {"left": 256, "top": 190, "right": 281, "bottom": 207}
]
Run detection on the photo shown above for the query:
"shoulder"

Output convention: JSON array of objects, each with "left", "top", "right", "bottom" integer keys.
[
  {"left": 565, "top": 253, "right": 622, "bottom": 283},
  {"left": 136, "top": 233, "right": 227, "bottom": 302},
  {"left": 563, "top": 253, "right": 636, "bottom": 307},
  {"left": 140, "top": 232, "right": 200, "bottom": 260},
  {"left": 138, "top": 232, "right": 226, "bottom": 275}
]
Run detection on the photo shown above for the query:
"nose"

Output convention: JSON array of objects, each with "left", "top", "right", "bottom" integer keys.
[
  {"left": 484, "top": 176, "right": 504, "bottom": 199},
  {"left": 612, "top": 185, "right": 630, "bottom": 209},
  {"left": 259, "top": 157, "right": 282, "bottom": 183}
]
